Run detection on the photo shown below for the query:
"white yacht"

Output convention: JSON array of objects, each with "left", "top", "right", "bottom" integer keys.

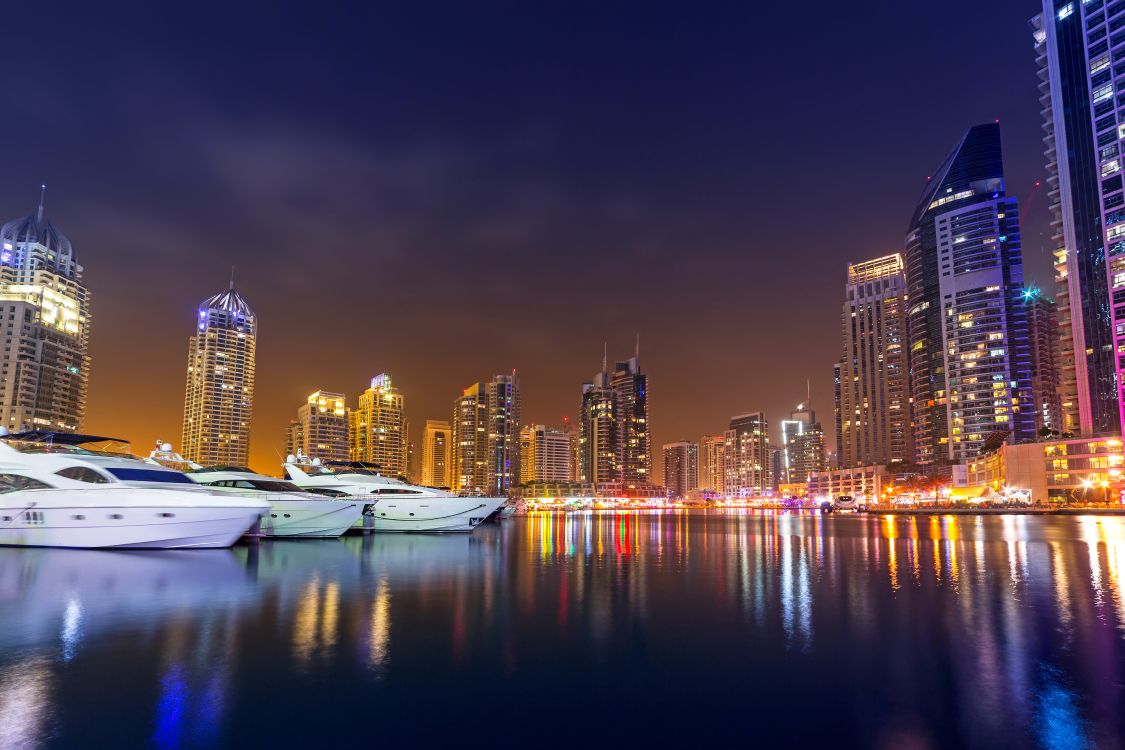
[
  {"left": 145, "top": 446, "right": 363, "bottom": 539},
  {"left": 282, "top": 454, "right": 505, "bottom": 533},
  {"left": 0, "top": 433, "right": 267, "bottom": 549}
]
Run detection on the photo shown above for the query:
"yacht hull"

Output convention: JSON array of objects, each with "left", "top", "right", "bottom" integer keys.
[
  {"left": 261, "top": 500, "right": 363, "bottom": 538},
  {"left": 0, "top": 506, "right": 263, "bottom": 549},
  {"left": 367, "top": 497, "right": 506, "bottom": 533}
]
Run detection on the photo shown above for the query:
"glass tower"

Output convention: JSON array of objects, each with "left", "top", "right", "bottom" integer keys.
[
  {"left": 1032, "top": 5, "right": 1120, "bottom": 435},
  {"left": 905, "top": 123, "right": 1035, "bottom": 470}
]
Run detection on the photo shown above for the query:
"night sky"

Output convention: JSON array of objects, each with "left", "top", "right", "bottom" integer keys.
[{"left": 0, "top": 1, "right": 1055, "bottom": 474}]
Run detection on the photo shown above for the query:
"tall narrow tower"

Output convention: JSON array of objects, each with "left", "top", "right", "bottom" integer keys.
[
  {"left": 181, "top": 280, "right": 257, "bottom": 466},
  {"left": 0, "top": 189, "right": 90, "bottom": 433},
  {"left": 349, "top": 373, "right": 407, "bottom": 477},
  {"left": 1031, "top": 8, "right": 1120, "bottom": 435}
]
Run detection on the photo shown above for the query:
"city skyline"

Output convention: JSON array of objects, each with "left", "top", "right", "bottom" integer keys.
[{"left": 0, "top": 2, "right": 1061, "bottom": 476}]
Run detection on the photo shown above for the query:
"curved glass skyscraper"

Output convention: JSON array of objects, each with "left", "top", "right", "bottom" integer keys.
[{"left": 905, "top": 123, "right": 1034, "bottom": 470}]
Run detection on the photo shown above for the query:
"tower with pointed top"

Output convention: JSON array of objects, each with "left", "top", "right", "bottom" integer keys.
[
  {"left": 905, "top": 123, "right": 1034, "bottom": 470},
  {"left": 181, "top": 280, "right": 257, "bottom": 466},
  {"left": 0, "top": 189, "right": 90, "bottom": 432},
  {"left": 579, "top": 342, "right": 651, "bottom": 489}
]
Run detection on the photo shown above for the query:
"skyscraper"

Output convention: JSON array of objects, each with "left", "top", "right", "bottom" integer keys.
[
  {"left": 1025, "top": 286, "right": 1064, "bottom": 434},
  {"left": 349, "top": 373, "right": 407, "bottom": 477},
  {"left": 724, "top": 412, "right": 770, "bottom": 497},
  {"left": 520, "top": 424, "right": 572, "bottom": 483},
  {"left": 181, "top": 281, "right": 257, "bottom": 466},
  {"left": 662, "top": 441, "right": 698, "bottom": 499},
  {"left": 452, "top": 382, "right": 489, "bottom": 494},
  {"left": 1032, "top": 9, "right": 1119, "bottom": 435},
  {"left": 836, "top": 254, "right": 911, "bottom": 468},
  {"left": 579, "top": 345, "right": 652, "bottom": 488},
  {"left": 486, "top": 372, "right": 521, "bottom": 495},
  {"left": 0, "top": 192, "right": 90, "bottom": 433},
  {"left": 789, "top": 423, "right": 826, "bottom": 485},
  {"left": 905, "top": 123, "right": 1034, "bottom": 470},
  {"left": 285, "top": 390, "right": 348, "bottom": 461},
  {"left": 699, "top": 434, "right": 726, "bottom": 494},
  {"left": 421, "top": 419, "right": 452, "bottom": 487}
]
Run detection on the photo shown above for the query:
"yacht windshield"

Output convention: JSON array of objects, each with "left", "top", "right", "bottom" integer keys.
[{"left": 107, "top": 468, "right": 195, "bottom": 484}]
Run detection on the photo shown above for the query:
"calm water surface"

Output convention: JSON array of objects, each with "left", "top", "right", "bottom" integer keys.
[{"left": 1, "top": 511, "right": 1124, "bottom": 749}]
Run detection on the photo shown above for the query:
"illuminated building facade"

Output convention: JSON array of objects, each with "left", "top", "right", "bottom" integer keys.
[
  {"left": 905, "top": 123, "right": 1035, "bottom": 470},
  {"left": 181, "top": 282, "right": 256, "bottom": 466},
  {"left": 837, "top": 254, "right": 911, "bottom": 468},
  {"left": 662, "top": 441, "right": 698, "bottom": 499},
  {"left": 486, "top": 372, "right": 521, "bottom": 495},
  {"left": 285, "top": 390, "right": 348, "bottom": 462},
  {"left": 1025, "top": 286, "right": 1064, "bottom": 434},
  {"left": 956, "top": 435, "right": 1124, "bottom": 503},
  {"left": 0, "top": 195, "right": 90, "bottom": 432},
  {"left": 807, "top": 465, "right": 889, "bottom": 502},
  {"left": 452, "top": 382, "right": 489, "bottom": 494},
  {"left": 579, "top": 347, "right": 652, "bottom": 488},
  {"left": 349, "top": 373, "right": 407, "bottom": 477},
  {"left": 699, "top": 434, "right": 726, "bottom": 494},
  {"left": 1032, "top": 9, "right": 1119, "bottom": 436},
  {"left": 520, "top": 424, "right": 572, "bottom": 483},
  {"left": 421, "top": 419, "right": 452, "bottom": 487},
  {"left": 789, "top": 423, "right": 826, "bottom": 484},
  {"left": 724, "top": 412, "right": 770, "bottom": 497}
]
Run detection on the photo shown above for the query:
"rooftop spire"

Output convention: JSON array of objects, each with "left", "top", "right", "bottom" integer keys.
[
  {"left": 37, "top": 184, "right": 45, "bottom": 222},
  {"left": 229, "top": 265, "right": 235, "bottom": 290},
  {"left": 635, "top": 332, "right": 640, "bottom": 363},
  {"left": 602, "top": 342, "right": 607, "bottom": 373}
]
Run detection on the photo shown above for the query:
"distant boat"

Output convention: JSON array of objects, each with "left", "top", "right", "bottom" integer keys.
[
  {"left": 282, "top": 454, "right": 505, "bottom": 533},
  {"left": 832, "top": 495, "right": 859, "bottom": 512}
]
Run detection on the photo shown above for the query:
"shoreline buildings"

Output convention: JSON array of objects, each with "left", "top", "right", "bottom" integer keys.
[
  {"left": 0, "top": 192, "right": 90, "bottom": 433},
  {"left": 520, "top": 424, "right": 571, "bottom": 484},
  {"left": 452, "top": 374, "right": 520, "bottom": 495},
  {"left": 181, "top": 280, "right": 257, "bottom": 466},
  {"left": 724, "top": 412, "right": 770, "bottom": 497}
]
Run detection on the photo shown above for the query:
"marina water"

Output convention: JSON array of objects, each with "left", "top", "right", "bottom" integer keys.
[{"left": 1, "top": 511, "right": 1124, "bottom": 748}]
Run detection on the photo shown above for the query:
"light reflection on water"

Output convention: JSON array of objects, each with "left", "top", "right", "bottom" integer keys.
[{"left": 0, "top": 512, "right": 1122, "bottom": 748}]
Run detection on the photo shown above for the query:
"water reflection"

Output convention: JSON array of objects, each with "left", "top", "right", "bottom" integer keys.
[{"left": 0, "top": 513, "right": 1122, "bottom": 748}]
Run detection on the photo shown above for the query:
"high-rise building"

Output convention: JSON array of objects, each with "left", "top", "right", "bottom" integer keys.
[
  {"left": 349, "top": 373, "right": 407, "bottom": 477},
  {"left": 789, "top": 423, "right": 827, "bottom": 485},
  {"left": 562, "top": 416, "right": 581, "bottom": 482},
  {"left": 1025, "top": 286, "right": 1064, "bottom": 434},
  {"left": 1031, "top": 10, "right": 1120, "bottom": 436},
  {"left": 662, "top": 441, "right": 698, "bottom": 499},
  {"left": 285, "top": 390, "right": 348, "bottom": 461},
  {"left": 520, "top": 424, "right": 572, "bottom": 483},
  {"left": 724, "top": 412, "right": 770, "bottom": 497},
  {"left": 904, "top": 123, "right": 1034, "bottom": 470},
  {"left": 579, "top": 346, "right": 652, "bottom": 488},
  {"left": 779, "top": 396, "right": 816, "bottom": 485},
  {"left": 421, "top": 419, "right": 452, "bottom": 487},
  {"left": 485, "top": 373, "right": 520, "bottom": 494},
  {"left": 836, "top": 254, "right": 911, "bottom": 468},
  {"left": 181, "top": 281, "right": 256, "bottom": 466},
  {"left": 0, "top": 193, "right": 90, "bottom": 432},
  {"left": 611, "top": 350, "right": 650, "bottom": 485},
  {"left": 699, "top": 434, "right": 726, "bottom": 494},
  {"left": 452, "top": 382, "right": 489, "bottom": 494}
]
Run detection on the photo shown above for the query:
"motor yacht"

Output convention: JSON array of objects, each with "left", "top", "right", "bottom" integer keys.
[
  {"left": 282, "top": 454, "right": 505, "bottom": 533},
  {"left": 146, "top": 444, "right": 363, "bottom": 538},
  {"left": 0, "top": 433, "right": 267, "bottom": 549}
]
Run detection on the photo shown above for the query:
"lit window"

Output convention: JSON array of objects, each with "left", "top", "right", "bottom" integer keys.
[
  {"left": 1094, "top": 84, "right": 1115, "bottom": 104},
  {"left": 1057, "top": 3, "right": 1074, "bottom": 19},
  {"left": 1104, "top": 160, "right": 1122, "bottom": 177},
  {"left": 1092, "top": 55, "right": 1111, "bottom": 75}
]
